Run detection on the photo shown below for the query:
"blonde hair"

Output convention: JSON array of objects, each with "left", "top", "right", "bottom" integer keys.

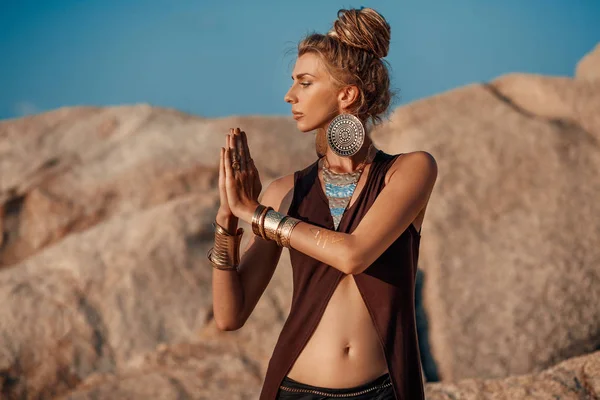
[{"left": 298, "top": 8, "right": 393, "bottom": 127}]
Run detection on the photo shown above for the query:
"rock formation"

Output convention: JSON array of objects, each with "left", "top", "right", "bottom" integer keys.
[
  {"left": 0, "top": 42, "right": 598, "bottom": 399},
  {"left": 371, "top": 42, "right": 600, "bottom": 381}
]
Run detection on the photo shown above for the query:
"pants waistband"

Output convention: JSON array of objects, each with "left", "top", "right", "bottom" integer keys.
[{"left": 279, "top": 373, "right": 391, "bottom": 398}]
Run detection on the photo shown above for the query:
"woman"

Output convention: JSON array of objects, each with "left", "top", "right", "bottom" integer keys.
[{"left": 210, "top": 7, "right": 437, "bottom": 400}]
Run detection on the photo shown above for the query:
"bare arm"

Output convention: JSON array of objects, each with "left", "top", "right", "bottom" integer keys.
[
  {"left": 212, "top": 174, "right": 294, "bottom": 331},
  {"left": 286, "top": 151, "right": 438, "bottom": 275}
]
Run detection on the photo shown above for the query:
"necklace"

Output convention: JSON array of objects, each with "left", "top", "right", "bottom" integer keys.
[{"left": 318, "top": 143, "right": 378, "bottom": 230}]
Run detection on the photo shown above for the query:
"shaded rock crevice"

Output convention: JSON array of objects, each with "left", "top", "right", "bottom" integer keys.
[
  {"left": 76, "top": 294, "right": 117, "bottom": 373},
  {"left": 482, "top": 81, "right": 598, "bottom": 148},
  {"left": 0, "top": 193, "right": 26, "bottom": 268},
  {"left": 165, "top": 376, "right": 188, "bottom": 400},
  {"left": 0, "top": 363, "right": 24, "bottom": 400}
]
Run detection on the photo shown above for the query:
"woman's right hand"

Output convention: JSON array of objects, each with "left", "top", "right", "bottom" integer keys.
[
  {"left": 218, "top": 131, "right": 236, "bottom": 218},
  {"left": 218, "top": 128, "right": 263, "bottom": 217}
]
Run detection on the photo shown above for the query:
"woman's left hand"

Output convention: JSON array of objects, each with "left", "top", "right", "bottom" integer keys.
[{"left": 222, "top": 127, "right": 262, "bottom": 223}]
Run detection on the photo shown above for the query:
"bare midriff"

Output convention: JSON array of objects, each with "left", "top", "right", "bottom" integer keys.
[{"left": 286, "top": 273, "right": 389, "bottom": 388}]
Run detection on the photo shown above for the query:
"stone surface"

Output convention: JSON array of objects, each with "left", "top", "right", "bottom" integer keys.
[
  {"left": 425, "top": 350, "right": 600, "bottom": 400},
  {"left": 56, "top": 341, "right": 265, "bottom": 400},
  {"left": 56, "top": 349, "right": 600, "bottom": 400}
]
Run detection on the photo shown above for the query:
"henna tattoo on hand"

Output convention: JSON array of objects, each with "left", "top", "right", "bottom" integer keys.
[{"left": 309, "top": 228, "right": 345, "bottom": 248}]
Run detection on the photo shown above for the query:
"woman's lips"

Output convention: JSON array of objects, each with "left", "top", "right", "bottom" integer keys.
[{"left": 293, "top": 113, "right": 304, "bottom": 120}]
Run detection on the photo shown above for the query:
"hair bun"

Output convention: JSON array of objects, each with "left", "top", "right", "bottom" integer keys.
[{"left": 328, "top": 8, "right": 391, "bottom": 59}]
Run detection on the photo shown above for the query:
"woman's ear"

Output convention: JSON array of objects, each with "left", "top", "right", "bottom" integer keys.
[{"left": 337, "top": 85, "right": 360, "bottom": 111}]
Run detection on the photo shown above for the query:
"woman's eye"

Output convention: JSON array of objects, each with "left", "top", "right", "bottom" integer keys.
[{"left": 300, "top": 82, "right": 311, "bottom": 87}]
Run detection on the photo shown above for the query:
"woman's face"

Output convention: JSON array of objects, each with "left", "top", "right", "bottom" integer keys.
[{"left": 284, "top": 52, "right": 341, "bottom": 133}]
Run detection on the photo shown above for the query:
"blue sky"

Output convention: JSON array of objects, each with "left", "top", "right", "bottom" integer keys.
[{"left": 1, "top": 0, "right": 599, "bottom": 120}]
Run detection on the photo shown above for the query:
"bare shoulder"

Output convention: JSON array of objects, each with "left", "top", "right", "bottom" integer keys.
[
  {"left": 259, "top": 173, "right": 296, "bottom": 214},
  {"left": 386, "top": 151, "right": 438, "bottom": 185},
  {"left": 385, "top": 151, "right": 437, "bottom": 229}
]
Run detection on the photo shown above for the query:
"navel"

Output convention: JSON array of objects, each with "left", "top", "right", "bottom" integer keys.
[{"left": 343, "top": 344, "right": 352, "bottom": 355}]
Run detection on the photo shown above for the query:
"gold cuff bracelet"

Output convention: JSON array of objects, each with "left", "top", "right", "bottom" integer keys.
[{"left": 208, "top": 221, "right": 244, "bottom": 270}]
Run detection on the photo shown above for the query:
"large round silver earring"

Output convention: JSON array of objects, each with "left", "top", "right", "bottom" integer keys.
[{"left": 326, "top": 113, "right": 365, "bottom": 157}]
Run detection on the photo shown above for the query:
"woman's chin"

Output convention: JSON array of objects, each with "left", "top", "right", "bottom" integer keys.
[{"left": 296, "top": 120, "right": 315, "bottom": 133}]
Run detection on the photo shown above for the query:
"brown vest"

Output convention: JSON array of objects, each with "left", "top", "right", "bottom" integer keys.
[{"left": 259, "top": 150, "right": 425, "bottom": 400}]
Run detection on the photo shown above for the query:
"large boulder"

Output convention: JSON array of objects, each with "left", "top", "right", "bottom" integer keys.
[
  {"left": 425, "top": 350, "right": 600, "bottom": 400},
  {"left": 0, "top": 105, "right": 307, "bottom": 398},
  {"left": 372, "top": 64, "right": 600, "bottom": 380},
  {"left": 0, "top": 105, "right": 313, "bottom": 268},
  {"left": 0, "top": 193, "right": 295, "bottom": 399}
]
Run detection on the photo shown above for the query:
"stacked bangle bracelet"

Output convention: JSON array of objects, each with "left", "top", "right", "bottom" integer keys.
[
  {"left": 251, "top": 204, "right": 300, "bottom": 248},
  {"left": 208, "top": 205, "right": 301, "bottom": 272}
]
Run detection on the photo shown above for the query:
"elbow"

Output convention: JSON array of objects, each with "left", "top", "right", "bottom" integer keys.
[
  {"left": 215, "top": 318, "right": 243, "bottom": 331},
  {"left": 348, "top": 264, "right": 364, "bottom": 276},
  {"left": 213, "top": 310, "right": 245, "bottom": 331},
  {"left": 345, "top": 252, "right": 364, "bottom": 275},
  {"left": 341, "top": 239, "right": 365, "bottom": 275}
]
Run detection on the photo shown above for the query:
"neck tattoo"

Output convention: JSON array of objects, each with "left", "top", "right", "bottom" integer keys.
[{"left": 318, "top": 143, "right": 379, "bottom": 230}]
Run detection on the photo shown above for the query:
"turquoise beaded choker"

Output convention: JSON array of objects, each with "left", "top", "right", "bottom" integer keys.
[{"left": 318, "top": 144, "right": 378, "bottom": 230}]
